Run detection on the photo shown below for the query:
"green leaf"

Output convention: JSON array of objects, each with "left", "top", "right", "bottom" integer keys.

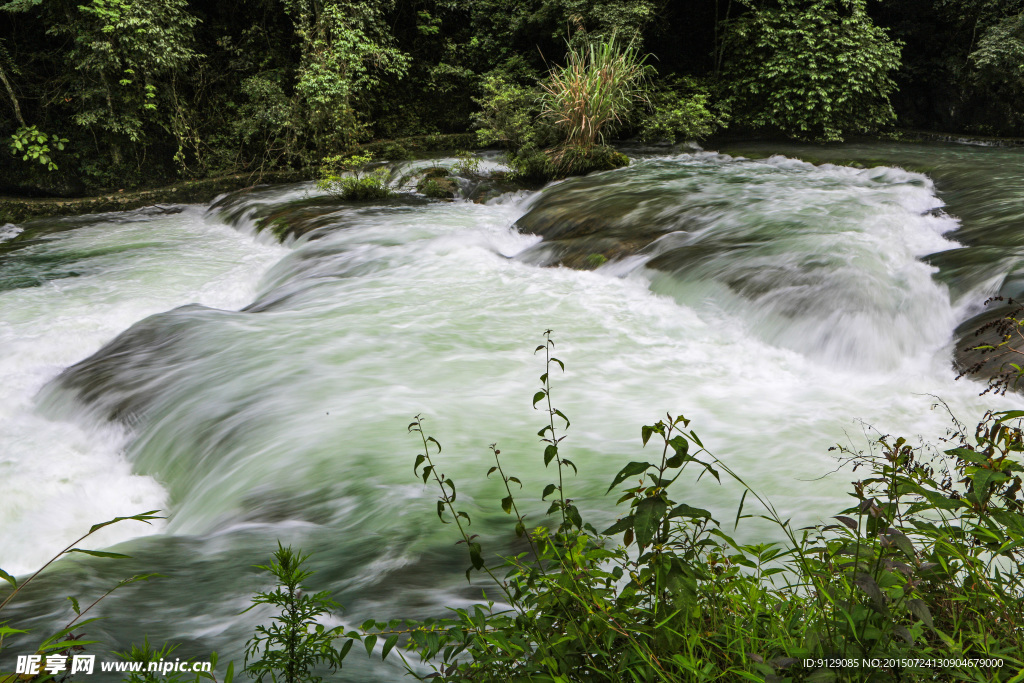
[
  {"left": 602, "top": 515, "right": 634, "bottom": 535},
  {"left": 533, "top": 391, "right": 547, "bottom": 407},
  {"left": 364, "top": 634, "right": 378, "bottom": 657},
  {"left": 501, "top": 495, "right": 513, "bottom": 514},
  {"left": 67, "top": 548, "right": 131, "bottom": 559},
  {"left": 67, "top": 595, "right": 80, "bottom": 615},
  {"left": 945, "top": 447, "right": 988, "bottom": 464},
  {"left": 668, "top": 504, "right": 711, "bottom": 520},
  {"left": 634, "top": 496, "right": 667, "bottom": 547},
  {"left": 733, "top": 489, "right": 748, "bottom": 531},
  {"left": 853, "top": 572, "right": 887, "bottom": 614},
  {"left": 382, "top": 634, "right": 399, "bottom": 660},
  {"left": 833, "top": 516, "right": 858, "bottom": 531},
  {"left": 468, "top": 542, "right": 484, "bottom": 570},
  {"left": 436, "top": 500, "right": 446, "bottom": 522},
  {"left": 0, "top": 567, "right": 16, "bottom": 589},
  {"left": 40, "top": 639, "right": 96, "bottom": 653},
  {"left": 542, "top": 484, "right": 557, "bottom": 500},
  {"left": 414, "top": 454, "right": 425, "bottom": 474},
  {"left": 641, "top": 425, "right": 654, "bottom": 446},
  {"left": 88, "top": 510, "right": 162, "bottom": 535},
  {"left": 907, "top": 598, "right": 933, "bottom": 628},
  {"left": 544, "top": 444, "right": 558, "bottom": 466},
  {"left": 884, "top": 529, "right": 915, "bottom": 561},
  {"left": 607, "top": 461, "right": 652, "bottom": 493}
]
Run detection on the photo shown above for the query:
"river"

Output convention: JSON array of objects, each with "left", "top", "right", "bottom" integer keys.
[{"left": 1, "top": 142, "right": 1021, "bottom": 680}]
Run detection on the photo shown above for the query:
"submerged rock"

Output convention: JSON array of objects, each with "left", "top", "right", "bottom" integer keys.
[
  {"left": 209, "top": 187, "right": 428, "bottom": 242},
  {"left": 511, "top": 162, "right": 688, "bottom": 268},
  {"left": 38, "top": 304, "right": 236, "bottom": 424}
]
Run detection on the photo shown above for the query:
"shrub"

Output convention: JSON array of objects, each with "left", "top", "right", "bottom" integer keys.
[
  {"left": 452, "top": 150, "right": 480, "bottom": 176},
  {"left": 472, "top": 76, "right": 545, "bottom": 155},
  {"left": 417, "top": 176, "right": 458, "bottom": 199},
  {"left": 637, "top": 77, "right": 724, "bottom": 143},
  {"left": 722, "top": 0, "right": 902, "bottom": 141},
  {"left": 540, "top": 34, "right": 652, "bottom": 150},
  {"left": 316, "top": 152, "right": 392, "bottom": 201},
  {"left": 470, "top": 37, "right": 645, "bottom": 183},
  {"left": 8, "top": 126, "right": 67, "bottom": 172},
  {"left": 243, "top": 544, "right": 352, "bottom": 683},
  {"left": 955, "top": 296, "right": 1024, "bottom": 396}
]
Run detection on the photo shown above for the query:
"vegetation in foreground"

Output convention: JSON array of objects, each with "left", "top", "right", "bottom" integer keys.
[{"left": 4, "top": 336, "right": 1022, "bottom": 683}]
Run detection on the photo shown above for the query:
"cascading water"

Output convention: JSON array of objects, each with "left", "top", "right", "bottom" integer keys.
[{"left": 2, "top": 145, "right": 1021, "bottom": 681}]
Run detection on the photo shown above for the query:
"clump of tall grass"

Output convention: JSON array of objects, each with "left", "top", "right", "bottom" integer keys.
[{"left": 541, "top": 34, "right": 651, "bottom": 150}]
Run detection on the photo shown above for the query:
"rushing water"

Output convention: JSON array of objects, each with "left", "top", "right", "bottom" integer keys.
[{"left": 2, "top": 144, "right": 1023, "bottom": 680}]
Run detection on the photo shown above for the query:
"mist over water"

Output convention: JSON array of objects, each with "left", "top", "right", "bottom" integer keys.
[{"left": 2, "top": 145, "right": 1021, "bottom": 680}]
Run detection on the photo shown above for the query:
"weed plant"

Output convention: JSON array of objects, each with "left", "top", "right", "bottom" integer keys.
[
  {"left": 243, "top": 544, "right": 352, "bottom": 683},
  {"left": 453, "top": 151, "right": 481, "bottom": 176},
  {"left": 316, "top": 153, "right": 392, "bottom": 201},
  {"left": 0, "top": 512, "right": 166, "bottom": 683},
  {"left": 338, "top": 333, "right": 1024, "bottom": 682}
]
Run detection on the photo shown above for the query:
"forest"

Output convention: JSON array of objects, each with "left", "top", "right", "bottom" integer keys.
[{"left": 4, "top": 0, "right": 1024, "bottom": 197}]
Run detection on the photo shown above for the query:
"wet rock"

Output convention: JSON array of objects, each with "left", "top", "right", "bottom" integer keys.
[
  {"left": 952, "top": 301, "right": 1024, "bottom": 391},
  {"left": 417, "top": 175, "right": 459, "bottom": 199},
  {"left": 209, "top": 189, "right": 429, "bottom": 242},
  {"left": 38, "top": 304, "right": 235, "bottom": 424},
  {"left": 512, "top": 166, "right": 689, "bottom": 267}
]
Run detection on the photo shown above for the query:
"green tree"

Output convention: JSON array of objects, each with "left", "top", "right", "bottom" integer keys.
[
  {"left": 969, "top": 11, "right": 1024, "bottom": 129},
  {"left": 723, "top": 0, "right": 902, "bottom": 141},
  {"left": 281, "top": 0, "right": 410, "bottom": 156},
  {"left": 51, "top": 0, "right": 199, "bottom": 168}
]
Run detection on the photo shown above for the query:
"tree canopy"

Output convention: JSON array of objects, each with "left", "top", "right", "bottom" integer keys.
[{"left": 1, "top": 0, "right": 1022, "bottom": 195}]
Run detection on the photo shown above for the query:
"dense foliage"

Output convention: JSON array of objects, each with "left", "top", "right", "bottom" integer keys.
[
  {"left": 723, "top": 0, "right": 902, "bottom": 141},
  {"left": 3, "top": 0, "right": 1024, "bottom": 196}
]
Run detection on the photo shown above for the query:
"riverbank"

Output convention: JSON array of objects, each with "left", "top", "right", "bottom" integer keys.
[
  {"left": 0, "top": 170, "right": 306, "bottom": 225},
  {"left": 1, "top": 133, "right": 480, "bottom": 225},
  {"left": 4, "top": 129, "right": 1023, "bottom": 226}
]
